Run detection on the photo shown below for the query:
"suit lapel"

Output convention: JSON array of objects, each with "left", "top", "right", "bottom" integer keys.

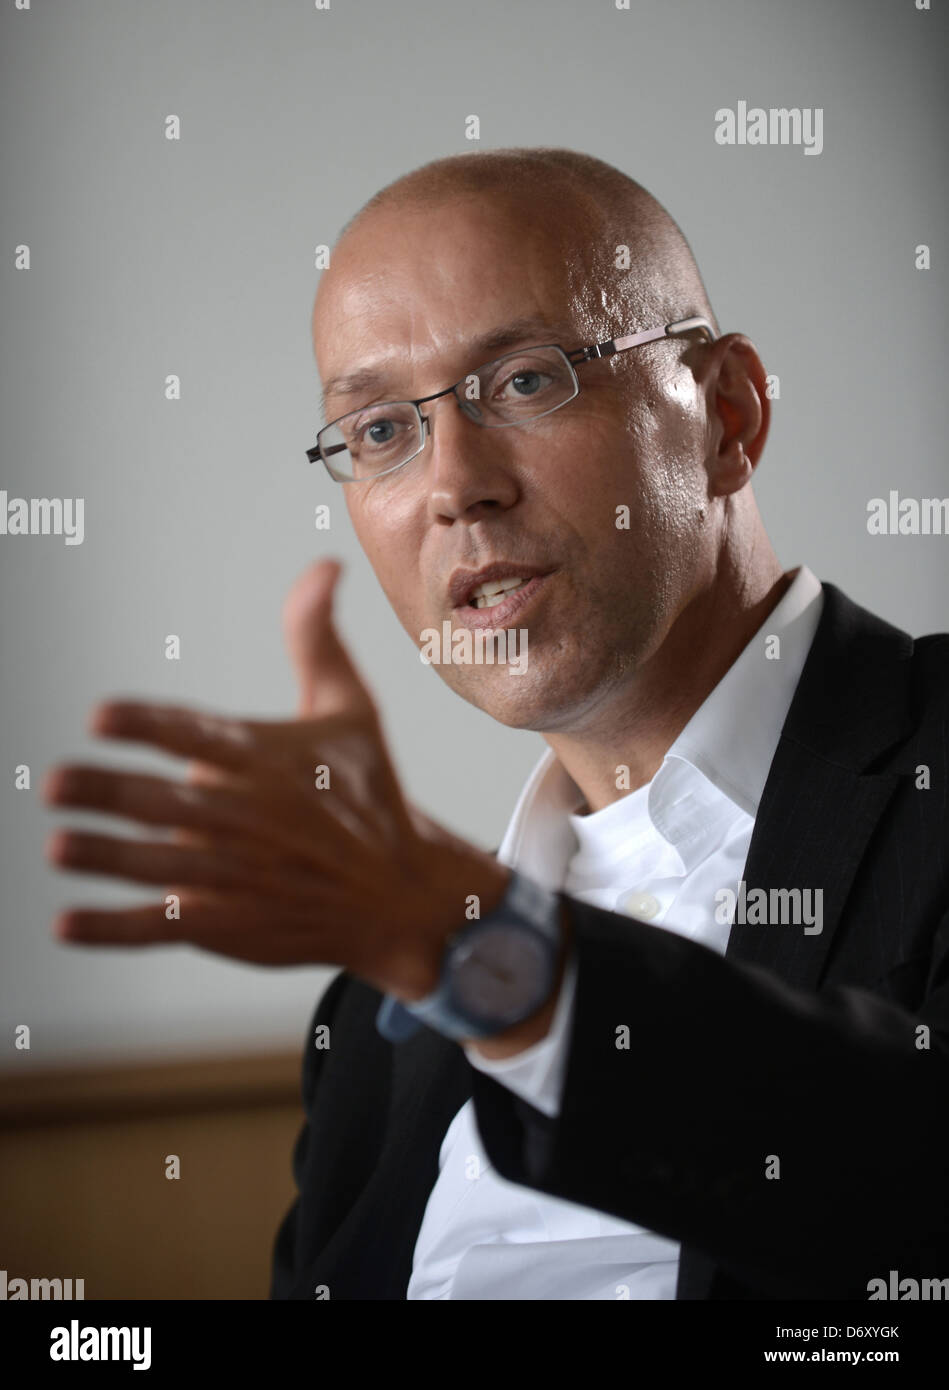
[
  {"left": 679, "top": 582, "right": 913, "bottom": 1299},
  {"left": 726, "top": 746, "right": 901, "bottom": 990},
  {"left": 726, "top": 582, "right": 912, "bottom": 988}
]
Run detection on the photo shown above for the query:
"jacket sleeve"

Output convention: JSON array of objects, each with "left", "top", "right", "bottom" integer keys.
[
  {"left": 463, "top": 952, "right": 579, "bottom": 1117},
  {"left": 270, "top": 969, "right": 350, "bottom": 1299},
  {"left": 469, "top": 895, "right": 949, "bottom": 1299}
]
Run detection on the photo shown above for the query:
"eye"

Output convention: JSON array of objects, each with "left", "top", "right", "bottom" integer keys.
[
  {"left": 365, "top": 419, "right": 396, "bottom": 444},
  {"left": 496, "top": 368, "right": 553, "bottom": 399},
  {"left": 347, "top": 412, "right": 409, "bottom": 450}
]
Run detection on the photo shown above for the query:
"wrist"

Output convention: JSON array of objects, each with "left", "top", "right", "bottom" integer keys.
[
  {"left": 382, "top": 845, "right": 513, "bottom": 1004},
  {"left": 463, "top": 900, "right": 571, "bottom": 1058}
]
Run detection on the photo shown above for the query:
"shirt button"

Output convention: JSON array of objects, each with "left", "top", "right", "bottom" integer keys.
[{"left": 619, "top": 890, "right": 662, "bottom": 920}]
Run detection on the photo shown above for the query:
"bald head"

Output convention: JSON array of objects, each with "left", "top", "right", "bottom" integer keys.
[{"left": 335, "top": 147, "right": 719, "bottom": 344}]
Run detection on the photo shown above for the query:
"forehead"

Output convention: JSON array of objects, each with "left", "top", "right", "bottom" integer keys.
[{"left": 312, "top": 195, "right": 593, "bottom": 407}]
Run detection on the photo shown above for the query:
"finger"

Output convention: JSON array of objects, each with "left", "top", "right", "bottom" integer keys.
[
  {"left": 85, "top": 703, "right": 367, "bottom": 856},
  {"left": 87, "top": 701, "right": 266, "bottom": 772},
  {"left": 54, "top": 902, "right": 189, "bottom": 946},
  {"left": 53, "top": 901, "right": 337, "bottom": 966},
  {"left": 43, "top": 763, "right": 262, "bottom": 839},
  {"left": 45, "top": 828, "right": 274, "bottom": 894},
  {"left": 282, "top": 559, "right": 376, "bottom": 719},
  {"left": 45, "top": 823, "right": 348, "bottom": 907},
  {"left": 44, "top": 757, "right": 357, "bottom": 877}
]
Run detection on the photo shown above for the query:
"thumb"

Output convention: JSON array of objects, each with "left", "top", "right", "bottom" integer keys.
[{"left": 282, "top": 558, "right": 375, "bottom": 720}]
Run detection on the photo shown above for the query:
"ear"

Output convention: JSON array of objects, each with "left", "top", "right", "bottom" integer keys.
[{"left": 704, "top": 333, "right": 770, "bottom": 497}]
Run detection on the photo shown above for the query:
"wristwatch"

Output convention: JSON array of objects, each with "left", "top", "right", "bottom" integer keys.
[{"left": 375, "top": 869, "right": 564, "bottom": 1043}]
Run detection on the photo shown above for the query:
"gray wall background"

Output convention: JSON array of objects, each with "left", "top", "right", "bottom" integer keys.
[{"left": 1, "top": 0, "right": 946, "bottom": 1066}]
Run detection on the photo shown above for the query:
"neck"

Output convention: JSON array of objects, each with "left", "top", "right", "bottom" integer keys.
[{"left": 545, "top": 531, "right": 789, "bottom": 814}]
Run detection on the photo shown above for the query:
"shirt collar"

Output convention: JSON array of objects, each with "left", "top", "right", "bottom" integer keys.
[
  {"left": 667, "top": 563, "right": 823, "bottom": 816},
  {"left": 496, "top": 565, "right": 824, "bottom": 881}
]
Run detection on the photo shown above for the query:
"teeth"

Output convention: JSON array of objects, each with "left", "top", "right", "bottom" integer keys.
[{"left": 469, "top": 576, "right": 528, "bottom": 608}]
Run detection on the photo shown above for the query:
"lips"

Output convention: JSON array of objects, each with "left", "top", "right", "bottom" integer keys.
[
  {"left": 448, "top": 562, "right": 553, "bottom": 610},
  {"left": 468, "top": 575, "right": 532, "bottom": 609},
  {"left": 451, "top": 572, "right": 553, "bottom": 631}
]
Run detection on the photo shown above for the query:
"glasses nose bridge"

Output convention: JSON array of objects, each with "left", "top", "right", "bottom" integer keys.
[{"left": 417, "top": 378, "right": 479, "bottom": 446}]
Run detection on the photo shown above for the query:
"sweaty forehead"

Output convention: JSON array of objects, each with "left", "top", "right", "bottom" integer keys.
[{"left": 312, "top": 194, "right": 604, "bottom": 404}]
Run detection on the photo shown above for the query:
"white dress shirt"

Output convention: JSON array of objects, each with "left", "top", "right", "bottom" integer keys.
[{"left": 407, "top": 566, "right": 824, "bottom": 1300}]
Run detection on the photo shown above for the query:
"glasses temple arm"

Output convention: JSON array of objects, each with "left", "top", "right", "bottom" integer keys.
[
  {"left": 568, "top": 316, "right": 716, "bottom": 365},
  {"left": 306, "top": 441, "right": 348, "bottom": 463}
]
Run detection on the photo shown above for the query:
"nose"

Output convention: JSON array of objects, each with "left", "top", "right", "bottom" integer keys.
[{"left": 420, "top": 392, "right": 520, "bottom": 524}]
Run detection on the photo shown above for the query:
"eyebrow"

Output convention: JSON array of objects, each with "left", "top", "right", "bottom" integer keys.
[{"left": 319, "top": 315, "right": 578, "bottom": 419}]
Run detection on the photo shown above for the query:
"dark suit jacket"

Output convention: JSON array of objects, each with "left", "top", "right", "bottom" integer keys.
[{"left": 270, "top": 582, "right": 949, "bottom": 1300}]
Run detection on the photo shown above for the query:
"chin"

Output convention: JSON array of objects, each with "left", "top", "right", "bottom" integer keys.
[{"left": 441, "top": 663, "right": 597, "bottom": 732}]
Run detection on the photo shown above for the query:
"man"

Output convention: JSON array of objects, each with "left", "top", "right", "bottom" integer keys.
[{"left": 44, "top": 149, "right": 948, "bottom": 1301}]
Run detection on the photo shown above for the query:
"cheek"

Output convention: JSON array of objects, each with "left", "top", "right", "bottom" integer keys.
[
  {"left": 559, "top": 406, "right": 668, "bottom": 536},
  {"left": 346, "top": 489, "right": 426, "bottom": 623},
  {"left": 651, "top": 365, "right": 708, "bottom": 468},
  {"left": 559, "top": 418, "right": 705, "bottom": 593},
  {"left": 619, "top": 378, "right": 708, "bottom": 519},
  {"left": 348, "top": 475, "right": 418, "bottom": 551}
]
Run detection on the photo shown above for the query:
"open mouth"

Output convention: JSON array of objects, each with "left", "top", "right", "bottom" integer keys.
[
  {"left": 467, "top": 576, "right": 533, "bottom": 609},
  {"left": 453, "top": 572, "right": 553, "bottom": 629}
]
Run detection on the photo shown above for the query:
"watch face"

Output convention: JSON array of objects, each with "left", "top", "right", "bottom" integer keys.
[{"left": 451, "top": 924, "right": 552, "bottom": 1022}]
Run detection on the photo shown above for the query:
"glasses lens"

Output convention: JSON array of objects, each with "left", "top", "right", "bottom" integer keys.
[
  {"left": 320, "top": 402, "right": 421, "bottom": 481},
  {"left": 459, "top": 347, "right": 577, "bottom": 426}
]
